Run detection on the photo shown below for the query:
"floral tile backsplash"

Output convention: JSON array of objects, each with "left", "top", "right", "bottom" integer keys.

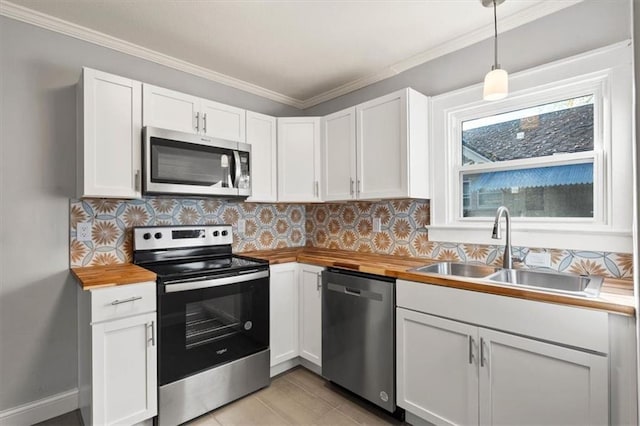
[
  {"left": 70, "top": 198, "right": 632, "bottom": 279},
  {"left": 69, "top": 198, "right": 306, "bottom": 267},
  {"left": 306, "top": 199, "right": 633, "bottom": 279}
]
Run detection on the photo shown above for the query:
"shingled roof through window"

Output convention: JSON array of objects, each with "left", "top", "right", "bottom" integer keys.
[{"left": 462, "top": 104, "right": 593, "bottom": 163}]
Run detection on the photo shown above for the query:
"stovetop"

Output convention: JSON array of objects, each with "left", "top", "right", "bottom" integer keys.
[{"left": 142, "top": 255, "right": 268, "bottom": 280}]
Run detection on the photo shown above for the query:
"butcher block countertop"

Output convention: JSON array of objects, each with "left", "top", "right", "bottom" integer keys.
[
  {"left": 72, "top": 264, "right": 157, "bottom": 290},
  {"left": 241, "top": 247, "right": 636, "bottom": 316}
]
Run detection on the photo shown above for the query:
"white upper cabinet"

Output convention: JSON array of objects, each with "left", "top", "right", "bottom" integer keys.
[
  {"left": 143, "top": 84, "right": 246, "bottom": 142},
  {"left": 142, "top": 84, "right": 199, "bottom": 134},
  {"left": 320, "top": 88, "right": 429, "bottom": 201},
  {"left": 77, "top": 67, "right": 142, "bottom": 199},
  {"left": 277, "top": 117, "right": 322, "bottom": 202},
  {"left": 321, "top": 107, "right": 357, "bottom": 201},
  {"left": 200, "top": 99, "right": 246, "bottom": 142},
  {"left": 356, "top": 88, "right": 429, "bottom": 200},
  {"left": 246, "top": 111, "right": 277, "bottom": 202}
]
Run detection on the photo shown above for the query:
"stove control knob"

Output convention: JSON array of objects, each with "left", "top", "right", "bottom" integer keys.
[
  {"left": 143, "top": 233, "right": 151, "bottom": 240},
  {"left": 221, "top": 230, "right": 229, "bottom": 236},
  {"left": 154, "top": 232, "right": 163, "bottom": 240},
  {"left": 213, "top": 231, "right": 219, "bottom": 237}
]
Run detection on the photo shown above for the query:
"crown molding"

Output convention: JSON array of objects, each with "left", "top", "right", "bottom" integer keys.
[
  {"left": 1, "top": 0, "right": 581, "bottom": 111},
  {"left": 0, "top": 0, "right": 305, "bottom": 109},
  {"left": 300, "top": 0, "right": 582, "bottom": 109}
]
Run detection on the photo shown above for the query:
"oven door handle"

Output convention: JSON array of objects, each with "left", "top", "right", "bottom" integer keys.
[{"left": 164, "top": 270, "right": 269, "bottom": 293}]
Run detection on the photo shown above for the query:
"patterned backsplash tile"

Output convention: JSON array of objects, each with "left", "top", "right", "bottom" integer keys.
[
  {"left": 69, "top": 197, "right": 632, "bottom": 279},
  {"left": 69, "top": 198, "right": 306, "bottom": 267},
  {"left": 306, "top": 199, "right": 633, "bottom": 279}
]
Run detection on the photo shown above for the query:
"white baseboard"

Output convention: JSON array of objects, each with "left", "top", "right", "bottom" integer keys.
[
  {"left": 0, "top": 388, "right": 79, "bottom": 426},
  {"left": 270, "top": 357, "right": 322, "bottom": 378},
  {"left": 270, "top": 358, "right": 300, "bottom": 377}
]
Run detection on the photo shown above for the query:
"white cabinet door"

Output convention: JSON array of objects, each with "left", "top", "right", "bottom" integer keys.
[
  {"left": 78, "top": 68, "right": 141, "bottom": 198},
  {"left": 92, "top": 312, "right": 157, "bottom": 426},
  {"left": 269, "top": 263, "right": 299, "bottom": 367},
  {"left": 321, "top": 107, "right": 357, "bottom": 201},
  {"left": 200, "top": 99, "right": 246, "bottom": 142},
  {"left": 479, "top": 328, "right": 608, "bottom": 426},
  {"left": 397, "top": 308, "right": 479, "bottom": 426},
  {"left": 298, "top": 264, "right": 324, "bottom": 367},
  {"left": 142, "top": 84, "right": 199, "bottom": 133},
  {"left": 356, "top": 90, "right": 408, "bottom": 199},
  {"left": 277, "top": 117, "right": 321, "bottom": 202},
  {"left": 246, "top": 111, "right": 277, "bottom": 202}
]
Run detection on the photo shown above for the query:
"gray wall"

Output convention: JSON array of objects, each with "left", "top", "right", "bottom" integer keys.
[
  {"left": 304, "top": 0, "right": 632, "bottom": 116},
  {"left": 0, "top": 16, "right": 298, "bottom": 412},
  {"left": 0, "top": 0, "right": 634, "bottom": 415}
]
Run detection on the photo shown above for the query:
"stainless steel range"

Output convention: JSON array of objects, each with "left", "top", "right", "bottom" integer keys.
[{"left": 133, "top": 225, "right": 270, "bottom": 426}]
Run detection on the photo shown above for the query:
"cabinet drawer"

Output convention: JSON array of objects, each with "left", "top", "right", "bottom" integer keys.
[{"left": 91, "top": 281, "right": 156, "bottom": 323}]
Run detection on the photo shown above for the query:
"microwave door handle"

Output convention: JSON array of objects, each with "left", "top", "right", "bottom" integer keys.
[{"left": 232, "top": 150, "right": 241, "bottom": 189}]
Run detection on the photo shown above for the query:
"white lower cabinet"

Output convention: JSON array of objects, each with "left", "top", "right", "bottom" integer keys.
[
  {"left": 397, "top": 309, "right": 479, "bottom": 426},
  {"left": 269, "top": 263, "right": 324, "bottom": 373},
  {"left": 298, "top": 264, "right": 324, "bottom": 367},
  {"left": 78, "top": 282, "right": 157, "bottom": 426},
  {"left": 478, "top": 327, "right": 607, "bottom": 426},
  {"left": 269, "top": 263, "right": 300, "bottom": 367},
  {"left": 396, "top": 280, "right": 609, "bottom": 426}
]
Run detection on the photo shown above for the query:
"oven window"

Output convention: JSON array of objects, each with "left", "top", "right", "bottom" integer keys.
[
  {"left": 159, "top": 277, "right": 269, "bottom": 385},
  {"left": 185, "top": 293, "right": 248, "bottom": 350},
  {"left": 151, "top": 138, "right": 232, "bottom": 187}
]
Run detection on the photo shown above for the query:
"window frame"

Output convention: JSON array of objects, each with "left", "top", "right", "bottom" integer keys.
[{"left": 428, "top": 41, "right": 633, "bottom": 253}]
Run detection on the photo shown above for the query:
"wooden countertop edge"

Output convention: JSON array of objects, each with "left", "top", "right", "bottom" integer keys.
[
  {"left": 242, "top": 248, "right": 636, "bottom": 317},
  {"left": 71, "top": 264, "right": 157, "bottom": 290}
]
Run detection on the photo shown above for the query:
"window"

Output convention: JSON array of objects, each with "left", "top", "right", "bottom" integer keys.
[
  {"left": 428, "top": 42, "right": 633, "bottom": 252},
  {"left": 460, "top": 95, "right": 596, "bottom": 218}
]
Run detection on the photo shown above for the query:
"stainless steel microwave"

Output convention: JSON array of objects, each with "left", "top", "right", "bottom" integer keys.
[{"left": 143, "top": 127, "right": 251, "bottom": 197}]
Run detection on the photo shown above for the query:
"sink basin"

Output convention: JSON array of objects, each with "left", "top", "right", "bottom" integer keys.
[
  {"left": 412, "top": 262, "right": 499, "bottom": 279},
  {"left": 486, "top": 269, "right": 603, "bottom": 298}
]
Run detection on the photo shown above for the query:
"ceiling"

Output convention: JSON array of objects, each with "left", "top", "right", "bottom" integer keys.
[{"left": 2, "top": 0, "right": 581, "bottom": 108}]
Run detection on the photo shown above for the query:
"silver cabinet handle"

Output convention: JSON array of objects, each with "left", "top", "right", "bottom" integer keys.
[
  {"left": 111, "top": 296, "right": 142, "bottom": 305},
  {"left": 203, "top": 113, "right": 207, "bottom": 134},
  {"left": 148, "top": 321, "right": 155, "bottom": 346},
  {"left": 350, "top": 178, "right": 354, "bottom": 196},
  {"left": 316, "top": 272, "right": 322, "bottom": 291},
  {"left": 195, "top": 112, "right": 200, "bottom": 132},
  {"left": 356, "top": 179, "right": 361, "bottom": 195},
  {"left": 314, "top": 181, "right": 319, "bottom": 197},
  {"left": 134, "top": 169, "right": 141, "bottom": 192},
  {"left": 480, "top": 337, "right": 487, "bottom": 367},
  {"left": 468, "top": 336, "right": 476, "bottom": 365}
]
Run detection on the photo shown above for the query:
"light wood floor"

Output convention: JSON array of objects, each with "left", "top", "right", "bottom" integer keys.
[{"left": 36, "top": 367, "right": 404, "bottom": 425}]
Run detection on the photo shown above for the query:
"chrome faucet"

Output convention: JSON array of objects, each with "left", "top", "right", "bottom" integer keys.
[{"left": 492, "top": 206, "right": 514, "bottom": 269}]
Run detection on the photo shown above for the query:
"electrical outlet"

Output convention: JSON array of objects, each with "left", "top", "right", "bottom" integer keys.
[
  {"left": 526, "top": 252, "right": 551, "bottom": 268},
  {"left": 238, "top": 219, "right": 245, "bottom": 234},
  {"left": 77, "top": 222, "right": 92, "bottom": 242},
  {"left": 373, "top": 217, "right": 381, "bottom": 233}
]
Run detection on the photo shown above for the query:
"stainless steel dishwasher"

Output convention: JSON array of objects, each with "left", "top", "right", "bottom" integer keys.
[{"left": 322, "top": 268, "right": 397, "bottom": 414}]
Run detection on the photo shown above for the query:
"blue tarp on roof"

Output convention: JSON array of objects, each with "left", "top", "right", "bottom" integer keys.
[{"left": 469, "top": 163, "right": 593, "bottom": 192}]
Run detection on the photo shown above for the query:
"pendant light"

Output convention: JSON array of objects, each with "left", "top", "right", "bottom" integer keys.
[{"left": 482, "top": 0, "right": 508, "bottom": 101}]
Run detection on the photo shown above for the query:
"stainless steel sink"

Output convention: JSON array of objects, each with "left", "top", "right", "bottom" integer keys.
[
  {"left": 486, "top": 268, "right": 603, "bottom": 298},
  {"left": 412, "top": 262, "right": 499, "bottom": 279}
]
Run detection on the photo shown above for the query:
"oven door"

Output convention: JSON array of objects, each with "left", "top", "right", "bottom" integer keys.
[
  {"left": 158, "top": 269, "right": 269, "bottom": 386},
  {"left": 143, "top": 126, "right": 249, "bottom": 197}
]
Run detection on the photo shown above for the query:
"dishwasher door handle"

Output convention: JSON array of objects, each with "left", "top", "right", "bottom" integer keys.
[{"left": 327, "top": 283, "right": 383, "bottom": 301}]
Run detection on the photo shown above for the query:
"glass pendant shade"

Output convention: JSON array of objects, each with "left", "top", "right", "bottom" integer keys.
[{"left": 483, "top": 68, "right": 508, "bottom": 101}]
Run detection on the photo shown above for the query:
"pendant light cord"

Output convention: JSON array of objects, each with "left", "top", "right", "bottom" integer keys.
[{"left": 493, "top": 0, "right": 499, "bottom": 69}]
